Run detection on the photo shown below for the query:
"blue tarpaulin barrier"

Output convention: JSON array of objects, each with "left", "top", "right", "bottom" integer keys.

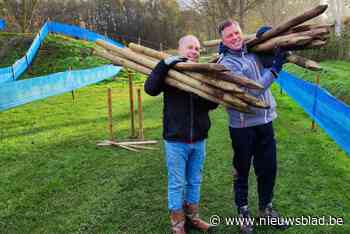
[
  {"left": 277, "top": 71, "right": 350, "bottom": 156},
  {"left": 0, "top": 19, "right": 5, "bottom": 30},
  {"left": 0, "top": 21, "right": 124, "bottom": 84},
  {"left": 0, "top": 65, "right": 121, "bottom": 111},
  {"left": 0, "top": 20, "right": 124, "bottom": 111}
]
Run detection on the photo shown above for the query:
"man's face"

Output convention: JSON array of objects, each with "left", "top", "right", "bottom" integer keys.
[
  {"left": 178, "top": 38, "right": 200, "bottom": 62},
  {"left": 221, "top": 24, "right": 243, "bottom": 51}
]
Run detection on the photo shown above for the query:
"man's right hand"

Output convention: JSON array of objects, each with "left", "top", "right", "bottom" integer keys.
[
  {"left": 256, "top": 25, "right": 272, "bottom": 38},
  {"left": 164, "top": 56, "right": 187, "bottom": 67}
]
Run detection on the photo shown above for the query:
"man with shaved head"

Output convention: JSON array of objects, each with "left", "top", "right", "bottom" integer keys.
[{"left": 145, "top": 35, "right": 217, "bottom": 234}]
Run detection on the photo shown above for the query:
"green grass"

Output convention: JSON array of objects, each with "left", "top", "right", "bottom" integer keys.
[
  {"left": 1, "top": 82, "right": 349, "bottom": 233},
  {"left": 0, "top": 35, "right": 350, "bottom": 233},
  {"left": 285, "top": 61, "right": 350, "bottom": 105}
]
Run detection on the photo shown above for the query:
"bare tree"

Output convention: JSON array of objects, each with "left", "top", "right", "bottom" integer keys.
[
  {"left": 257, "top": 0, "right": 323, "bottom": 27},
  {"left": 3, "top": 0, "right": 40, "bottom": 32}
]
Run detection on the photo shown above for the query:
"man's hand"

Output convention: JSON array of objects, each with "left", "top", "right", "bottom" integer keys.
[
  {"left": 271, "top": 47, "right": 287, "bottom": 76},
  {"left": 164, "top": 56, "right": 187, "bottom": 67},
  {"left": 256, "top": 26, "right": 272, "bottom": 38}
]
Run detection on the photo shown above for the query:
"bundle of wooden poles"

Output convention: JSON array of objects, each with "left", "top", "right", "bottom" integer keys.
[
  {"left": 93, "top": 5, "right": 330, "bottom": 113},
  {"left": 203, "top": 4, "right": 331, "bottom": 71},
  {"left": 94, "top": 40, "right": 271, "bottom": 113}
]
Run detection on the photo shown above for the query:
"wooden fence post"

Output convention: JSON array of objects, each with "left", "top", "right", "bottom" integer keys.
[
  {"left": 128, "top": 69, "right": 136, "bottom": 137},
  {"left": 107, "top": 88, "right": 114, "bottom": 140},
  {"left": 137, "top": 89, "right": 144, "bottom": 140}
]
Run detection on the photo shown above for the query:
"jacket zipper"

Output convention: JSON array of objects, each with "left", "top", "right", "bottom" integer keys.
[
  {"left": 190, "top": 94, "right": 194, "bottom": 142},
  {"left": 252, "top": 57, "right": 269, "bottom": 123},
  {"left": 246, "top": 54, "right": 269, "bottom": 124},
  {"left": 240, "top": 51, "right": 245, "bottom": 127}
]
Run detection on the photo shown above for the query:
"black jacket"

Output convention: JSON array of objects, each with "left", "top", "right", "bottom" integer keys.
[{"left": 144, "top": 60, "right": 218, "bottom": 142}]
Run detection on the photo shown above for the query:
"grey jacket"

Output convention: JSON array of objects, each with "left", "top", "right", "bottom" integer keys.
[{"left": 218, "top": 45, "right": 277, "bottom": 128}]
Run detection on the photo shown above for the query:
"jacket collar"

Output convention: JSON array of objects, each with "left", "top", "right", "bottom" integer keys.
[{"left": 220, "top": 42, "right": 248, "bottom": 57}]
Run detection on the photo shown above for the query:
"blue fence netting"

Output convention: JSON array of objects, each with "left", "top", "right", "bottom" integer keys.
[
  {"left": 277, "top": 71, "right": 350, "bottom": 156},
  {"left": 0, "top": 65, "right": 121, "bottom": 111},
  {"left": 0, "top": 20, "right": 124, "bottom": 112},
  {"left": 0, "top": 19, "right": 5, "bottom": 30},
  {"left": 0, "top": 21, "right": 124, "bottom": 84}
]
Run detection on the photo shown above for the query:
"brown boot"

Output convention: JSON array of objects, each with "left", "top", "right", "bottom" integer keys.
[
  {"left": 184, "top": 203, "right": 213, "bottom": 232},
  {"left": 170, "top": 211, "right": 186, "bottom": 234}
]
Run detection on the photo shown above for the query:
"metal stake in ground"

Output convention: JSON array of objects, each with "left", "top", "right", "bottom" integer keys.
[
  {"left": 137, "top": 89, "right": 144, "bottom": 140},
  {"left": 128, "top": 69, "right": 136, "bottom": 137}
]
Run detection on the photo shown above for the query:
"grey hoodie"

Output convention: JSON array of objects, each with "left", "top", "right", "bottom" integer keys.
[{"left": 218, "top": 44, "right": 277, "bottom": 128}]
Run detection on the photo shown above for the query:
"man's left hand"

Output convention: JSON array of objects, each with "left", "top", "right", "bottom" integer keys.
[
  {"left": 164, "top": 56, "right": 187, "bottom": 67},
  {"left": 271, "top": 47, "right": 287, "bottom": 76}
]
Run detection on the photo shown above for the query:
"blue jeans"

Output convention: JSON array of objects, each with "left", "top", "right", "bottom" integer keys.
[{"left": 164, "top": 140, "right": 206, "bottom": 211}]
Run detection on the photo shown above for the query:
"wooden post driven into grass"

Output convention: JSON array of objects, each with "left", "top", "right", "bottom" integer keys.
[
  {"left": 128, "top": 69, "right": 136, "bottom": 137},
  {"left": 107, "top": 88, "right": 114, "bottom": 140},
  {"left": 97, "top": 85, "right": 157, "bottom": 151},
  {"left": 69, "top": 66, "right": 75, "bottom": 103},
  {"left": 311, "top": 73, "right": 321, "bottom": 130},
  {"left": 137, "top": 89, "right": 144, "bottom": 140}
]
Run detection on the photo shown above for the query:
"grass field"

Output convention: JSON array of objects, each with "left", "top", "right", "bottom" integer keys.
[{"left": 0, "top": 35, "right": 350, "bottom": 233}]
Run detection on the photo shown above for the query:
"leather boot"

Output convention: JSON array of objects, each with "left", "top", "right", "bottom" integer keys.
[
  {"left": 170, "top": 211, "right": 186, "bottom": 234},
  {"left": 184, "top": 203, "right": 213, "bottom": 232}
]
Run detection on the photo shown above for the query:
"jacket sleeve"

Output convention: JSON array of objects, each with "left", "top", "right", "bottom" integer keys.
[
  {"left": 144, "top": 60, "right": 170, "bottom": 96},
  {"left": 221, "top": 55, "right": 276, "bottom": 96},
  {"left": 255, "top": 54, "right": 277, "bottom": 93},
  {"left": 200, "top": 98, "right": 219, "bottom": 111},
  {"left": 192, "top": 94, "right": 219, "bottom": 111},
  {"left": 258, "top": 68, "right": 276, "bottom": 92},
  {"left": 255, "top": 52, "right": 274, "bottom": 68}
]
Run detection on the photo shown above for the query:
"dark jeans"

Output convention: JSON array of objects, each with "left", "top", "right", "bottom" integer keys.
[{"left": 229, "top": 122, "right": 277, "bottom": 210}]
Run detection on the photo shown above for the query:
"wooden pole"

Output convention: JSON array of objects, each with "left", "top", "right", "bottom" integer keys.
[
  {"left": 128, "top": 69, "right": 136, "bottom": 137},
  {"left": 137, "top": 89, "right": 144, "bottom": 140},
  {"left": 107, "top": 88, "right": 114, "bottom": 140},
  {"left": 285, "top": 54, "right": 322, "bottom": 71},
  {"left": 246, "top": 5, "right": 328, "bottom": 47},
  {"left": 93, "top": 49, "right": 255, "bottom": 113},
  {"left": 311, "top": 73, "right": 320, "bottom": 130},
  {"left": 97, "top": 40, "right": 263, "bottom": 90}
]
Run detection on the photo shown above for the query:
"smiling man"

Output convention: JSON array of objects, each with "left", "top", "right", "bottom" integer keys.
[
  {"left": 217, "top": 20, "right": 288, "bottom": 234},
  {"left": 144, "top": 35, "right": 217, "bottom": 234}
]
